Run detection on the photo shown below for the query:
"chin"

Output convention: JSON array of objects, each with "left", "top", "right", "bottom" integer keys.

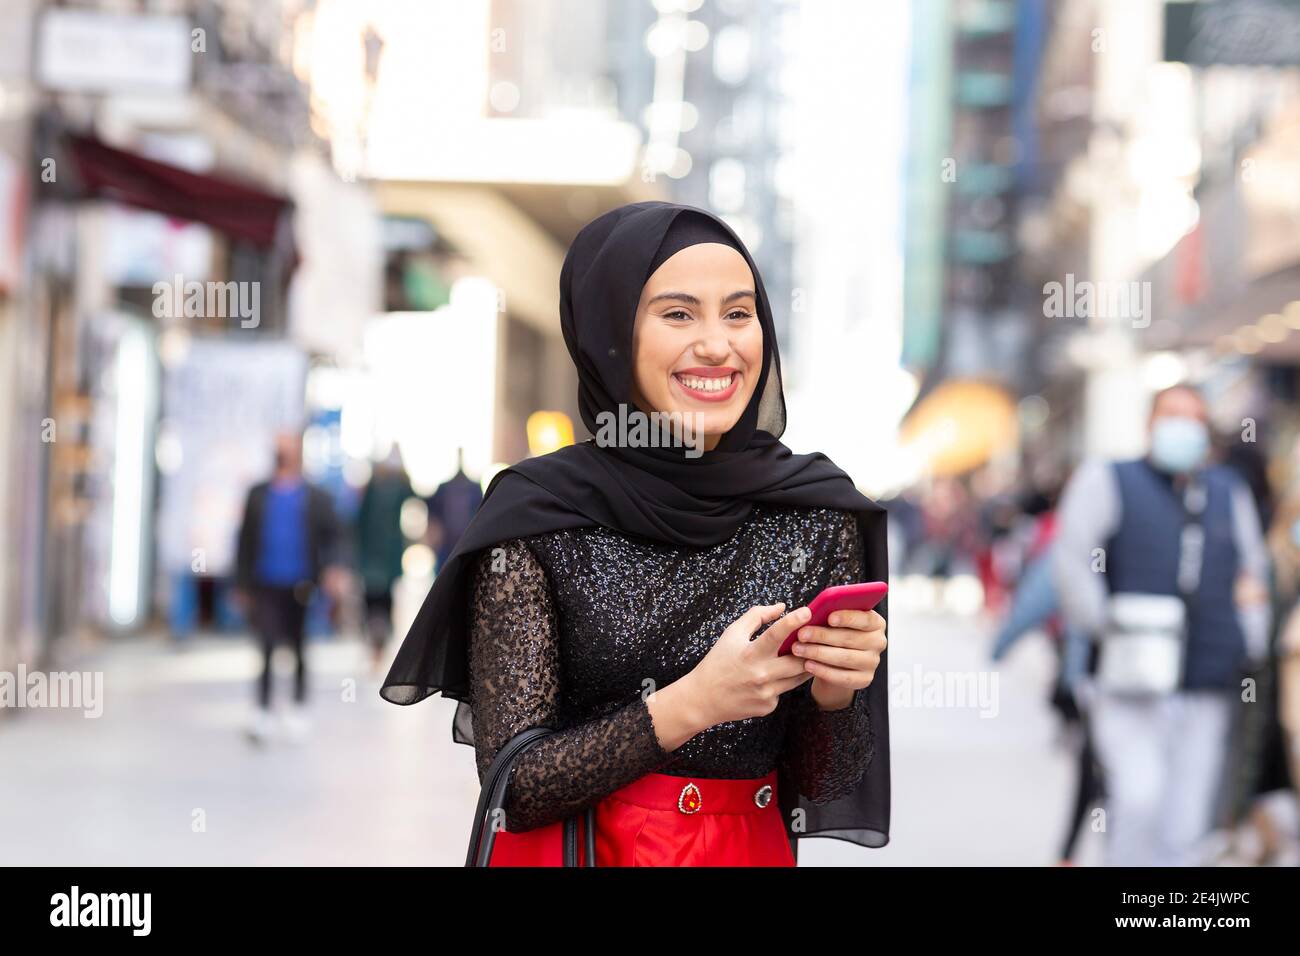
[
  {"left": 647, "top": 387, "right": 750, "bottom": 439},
  {"left": 691, "top": 408, "right": 742, "bottom": 437}
]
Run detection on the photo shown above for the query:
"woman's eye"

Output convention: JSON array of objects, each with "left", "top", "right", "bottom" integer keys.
[
  {"left": 727, "top": 310, "right": 754, "bottom": 321},
  {"left": 664, "top": 309, "right": 691, "bottom": 320}
]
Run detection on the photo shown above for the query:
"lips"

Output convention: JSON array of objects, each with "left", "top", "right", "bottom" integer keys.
[{"left": 672, "top": 367, "right": 740, "bottom": 402}]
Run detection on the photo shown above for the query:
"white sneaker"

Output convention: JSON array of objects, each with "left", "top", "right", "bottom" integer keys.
[
  {"left": 246, "top": 709, "right": 275, "bottom": 745},
  {"left": 282, "top": 707, "right": 312, "bottom": 742}
]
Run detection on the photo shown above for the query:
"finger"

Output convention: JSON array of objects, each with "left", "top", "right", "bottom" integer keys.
[
  {"left": 773, "top": 671, "right": 815, "bottom": 695},
  {"left": 801, "top": 626, "right": 887, "bottom": 655},
  {"left": 739, "top": 603, "right": 786, "bottom": 636},
  {"left": 801, "top": 659, "right": 871, "bottom": 687},
  {"left": 793, "top": 642, "right": 877, "bottom": 670},
  {"left": 743, "top": 606, "right": 780, "bottom": 634},
  {"left": 825, "top": 608, "right": 885, "bottom": 631},
  {"left": 757, "top": 605, "right": 812, "bottom": 647},
  {"left": 769, "top": 654, "right": 815, "bottom": 680},
  {"left": 793, "top": 624, "right": 868, "bottom": 649},
  {"left": 801, "top": 623, "right": 887, "bottom": 653}
]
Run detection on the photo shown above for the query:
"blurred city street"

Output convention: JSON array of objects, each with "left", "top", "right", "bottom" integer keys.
[
  {"left": 0, "top": 628, "right": 464, "bottom": 866},
  {"left": 0, "top": 604, "right": 1097, "bottom": 866}
]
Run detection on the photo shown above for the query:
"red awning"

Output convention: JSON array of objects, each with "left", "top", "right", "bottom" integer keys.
[{"left": 67, "top": 133, "right": 293, "bottom": 250}]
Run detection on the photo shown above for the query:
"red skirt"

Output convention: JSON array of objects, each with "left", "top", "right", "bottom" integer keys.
[{"left": 487, "top": 769, "right": 795, "bottom": 867}]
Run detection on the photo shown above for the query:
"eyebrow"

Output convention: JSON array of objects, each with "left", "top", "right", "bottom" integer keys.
[{"left": 647, "top": 290, "right": 756, "bottom": 307}]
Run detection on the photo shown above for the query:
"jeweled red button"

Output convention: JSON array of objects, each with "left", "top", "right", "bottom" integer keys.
[{"left": 678, "top": 782, "right": 702, "bottom": 814}]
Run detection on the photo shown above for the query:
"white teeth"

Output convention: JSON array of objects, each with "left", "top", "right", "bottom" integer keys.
[{"left": 677, "top": 374, "right": 733, "bottom": 393}]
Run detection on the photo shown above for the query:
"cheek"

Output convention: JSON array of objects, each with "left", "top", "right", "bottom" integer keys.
[
  {"left": 633, "top": 328, "right": 675, "bottom": 395},
  {"left": 740, "top": 330, "right": 764, "bottom": 388}
]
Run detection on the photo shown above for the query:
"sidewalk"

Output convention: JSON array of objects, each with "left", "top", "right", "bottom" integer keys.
[
  {"left": 0, "top": 633, "right": 469, "bottom": 865},
  {"left": 0, "top": 608, "right": 1091, "bottom": 865},
  {"left": 803, "top": 606, "right": 1099, "bottom": 866}
]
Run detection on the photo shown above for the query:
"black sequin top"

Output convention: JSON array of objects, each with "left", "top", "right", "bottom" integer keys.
[{"left": 467, "top": 503, "right": 875, "bottom": 833}]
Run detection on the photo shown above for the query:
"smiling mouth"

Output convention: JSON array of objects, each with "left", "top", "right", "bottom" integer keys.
[{"left": 672, "top": 369, "right": 740, "bottom": 402}]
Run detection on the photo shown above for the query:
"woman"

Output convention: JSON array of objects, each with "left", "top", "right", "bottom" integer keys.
[
  {"left": 381, "top": 201, "right": 891, "bottom": 866},
  {"left": 354, "top": 448, "right": 413, "bottom": 674}
]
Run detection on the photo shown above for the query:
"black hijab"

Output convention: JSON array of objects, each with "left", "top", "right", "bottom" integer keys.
[{"left": 381, "top": 200, "right": 891, "bottom": 852}]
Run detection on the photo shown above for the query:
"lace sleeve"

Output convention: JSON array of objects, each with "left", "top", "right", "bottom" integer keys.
[
  {"left": 779, "top": 511, "right": 875, "bottom": 805},
  {"left": 467, "top": 537, "right": 673, "bottom": 832}
]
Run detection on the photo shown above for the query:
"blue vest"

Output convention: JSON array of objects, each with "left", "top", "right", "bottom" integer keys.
[{"left": 1104, "top": 459, "right": 1244, "bottom": 689}]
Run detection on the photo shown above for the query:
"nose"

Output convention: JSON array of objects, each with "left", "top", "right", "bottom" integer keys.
[{"left": 692, "top": 319, "right": 731, "bottom": 363}]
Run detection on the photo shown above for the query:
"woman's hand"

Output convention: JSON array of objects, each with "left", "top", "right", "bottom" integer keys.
[
  {"left": 685, "top": 603, "right": 815, "bottom": 727},
  {"left": 790, "top": 608, "right": 887, "bottom": 710}
]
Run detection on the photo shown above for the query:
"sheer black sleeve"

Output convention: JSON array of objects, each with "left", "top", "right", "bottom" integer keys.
[
  {"left": 467, "top": 537, "right": 674, "bottom": 832},
  {"left": 779, "top": 511, "right": 875, "bottom": 805}
]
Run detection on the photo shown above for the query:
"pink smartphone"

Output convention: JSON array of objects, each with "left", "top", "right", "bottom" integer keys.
[{"left": 776, "top": 581, "right": 888, "bottom": 656}]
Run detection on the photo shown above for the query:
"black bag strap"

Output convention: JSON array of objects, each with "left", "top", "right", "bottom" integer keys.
[
  {"left": 1170, "top": 473, "right": 1208, "bottom": 690},
  {"left": 1176, "top": 473, "right": 1208, "bottom": 599},
  {"left": 466, "top": 726, "right": 593, "bottom": 867}
]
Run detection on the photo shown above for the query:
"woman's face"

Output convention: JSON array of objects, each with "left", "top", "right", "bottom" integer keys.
[{"left": 630, "top": 242, "right": 763, "bottom": 451}]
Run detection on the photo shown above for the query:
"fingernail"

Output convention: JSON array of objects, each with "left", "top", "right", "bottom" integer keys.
[{"left": 830, "top": 613, "right": 840, "bottom": 626}]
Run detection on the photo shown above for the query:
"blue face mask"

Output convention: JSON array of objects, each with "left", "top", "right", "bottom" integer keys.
[{"left": 1149, "top": 416, "right": 1209, "bottom": 473}]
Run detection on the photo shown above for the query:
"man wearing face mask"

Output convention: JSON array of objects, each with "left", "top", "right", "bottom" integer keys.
[{"left": 1052, "top": 384, "right": 1271, "bottom": 866}]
